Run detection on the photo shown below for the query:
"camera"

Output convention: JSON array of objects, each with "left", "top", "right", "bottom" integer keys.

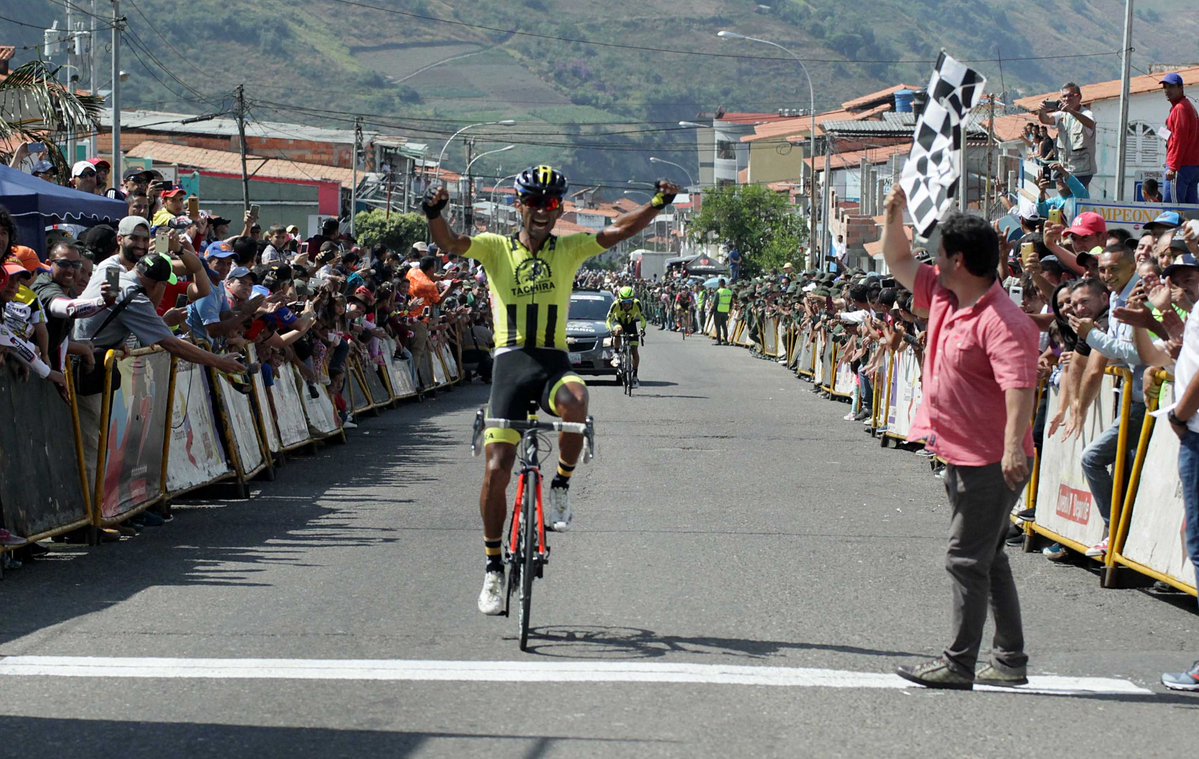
[{"left": 1042, "top": 99, "right": 1061, "bottom": 111}]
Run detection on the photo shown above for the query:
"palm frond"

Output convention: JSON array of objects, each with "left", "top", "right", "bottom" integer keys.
[{"left": 0, "top": 60, "right": 104, "bottom": 144}]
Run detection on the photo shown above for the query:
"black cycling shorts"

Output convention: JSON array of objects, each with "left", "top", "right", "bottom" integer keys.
[{"left": 484, "top": 348, "right": 586, "bottom": 446}]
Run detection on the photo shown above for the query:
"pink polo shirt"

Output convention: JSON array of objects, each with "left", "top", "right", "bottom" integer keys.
[{"left": 908, "top": 265, "right": 1039, "bottom": 466}]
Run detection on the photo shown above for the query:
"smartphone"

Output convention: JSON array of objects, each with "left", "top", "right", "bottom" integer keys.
[
  {"left": 1009, "top": 285, "right": 1024, "bottom": 307},
  {"left": 1020, "top": 241, "right": 1037, "bottom": 268},
  {"left": 299, "top": 241, "right": 309, "bottom": 255},
  {"left": 250, "top": 204, "right": 261, "bottom": 219},
  {"left": 28, "top": 142, "right": 46, "bottom": 154},
  {"left": 187, "top": 196, "right": 200, "bottom": 220},
  {"left": 174, "top": 294, "right": 188, "bottom": 309},
  {"left": 154, "top": 229, "right": 170, "bottom": 255},
  {"left": 1043, "top": 99, "right": 1061, "bottom": 111},
  {"left": 1048, "top": 208, "right": 1064, "bottom": 226}
]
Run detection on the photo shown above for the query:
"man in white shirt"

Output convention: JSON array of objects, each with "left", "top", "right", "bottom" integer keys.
[{"left": 1038, "top": 82, "right": 1097, "bottom": 190}]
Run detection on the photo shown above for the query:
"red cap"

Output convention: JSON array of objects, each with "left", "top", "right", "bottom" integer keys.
[
  {"left": 1066, "top": 211, "right": 1106, "bottom": 238},
  {"left": 88, "top": 157, "right": 111, "bottom": 170},
  {"left": 3, "top": 261, "right": 31, "bottom": 279}
]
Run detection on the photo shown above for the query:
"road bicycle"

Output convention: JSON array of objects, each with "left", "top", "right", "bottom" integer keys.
[
  {"left": 613, "top": 329, "right": 643, "bottom": 396},
  {"left": 471, "top": 404, "right": 596, "bottom": 651}
]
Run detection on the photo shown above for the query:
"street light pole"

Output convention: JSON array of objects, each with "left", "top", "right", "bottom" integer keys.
[
  {"left": 717, "top": 30, "right": 819, "bottom": 270},
  {"left": 463, "top": 144, "right": 515, "bottom": 232},
  {"left": 648, "top": 156, "right": 695, "bottom": 187},
  {"left": 435, "top": 119, "right": 516, "bottom": 185}
]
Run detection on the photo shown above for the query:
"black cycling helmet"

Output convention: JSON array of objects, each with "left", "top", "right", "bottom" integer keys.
[{"left": 514, "top": 164, "right": 568, "bottom": 197}]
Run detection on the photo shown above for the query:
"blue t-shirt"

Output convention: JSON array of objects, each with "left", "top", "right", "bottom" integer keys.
[{"left": 187, "top": 280, "right": 230, "bottom": 344}]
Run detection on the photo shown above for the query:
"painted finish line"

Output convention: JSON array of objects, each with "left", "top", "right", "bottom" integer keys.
[{"left": 0, "top": 657, "right": 1149, "bottom": 695}]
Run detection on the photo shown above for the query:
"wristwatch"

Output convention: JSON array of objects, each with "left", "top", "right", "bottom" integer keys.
[{"left": 1168, "top": 410, "right": 1186, "bottom": 426}]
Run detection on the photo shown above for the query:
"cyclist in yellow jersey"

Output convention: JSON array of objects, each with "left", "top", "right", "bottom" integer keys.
[
  {"left": 605, "top": 286, "right": 647, "bottom": 386},
  {"left": 424, "top": 165, "right": 680, "bottom": 615}
]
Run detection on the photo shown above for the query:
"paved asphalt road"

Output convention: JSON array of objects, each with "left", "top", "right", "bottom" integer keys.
[{"left": 1, "top": 333, "right": 1197, "bottom": 758}]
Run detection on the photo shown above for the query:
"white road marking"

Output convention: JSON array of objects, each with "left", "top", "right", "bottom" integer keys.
[{"left": 0, "top": 657, "right": 1150, "bottom": 695}]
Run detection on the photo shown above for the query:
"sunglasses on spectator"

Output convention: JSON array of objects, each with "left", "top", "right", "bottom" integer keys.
[
  {"left": 519, "top": 194, "right": 562, "bottom": 211},
  {"left": 78, "top": 169, "right": 96, "bottom": 177},
  {"left": 51, "top": 258, "right": 83, "bottom": 269}
]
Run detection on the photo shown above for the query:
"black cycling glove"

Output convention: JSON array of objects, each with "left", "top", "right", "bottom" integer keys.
[
  {"left": 421, "top": 187, "right": 448, "bottom": 219},
  {"left": 651, "top": 179, "right": 677, "bottom": 208}
]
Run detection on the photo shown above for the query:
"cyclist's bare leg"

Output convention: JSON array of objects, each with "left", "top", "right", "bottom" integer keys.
[
  {"left": 481, "top": 442, "right": 517, "bottom": 539},
  {"left": 553, "top": 382, "right": 589, "bottom": 466},
  {"left": 631, "top": 346, "right": 640, "bottom": 374}
]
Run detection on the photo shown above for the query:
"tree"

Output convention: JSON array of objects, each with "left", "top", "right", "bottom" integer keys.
[
  {"left": 0, "top": 60, "right": 104, "bottom": 176},
  {"left": 688, "top": 185, "right": 809, "bottom": 276},
  {"left": 354, "top": 210, "right": 428, "bottom": 252}
]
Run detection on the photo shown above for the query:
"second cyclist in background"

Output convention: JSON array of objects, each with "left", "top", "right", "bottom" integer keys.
[{"left": 606, "top": 286, "right": 647, "bottom": 387}]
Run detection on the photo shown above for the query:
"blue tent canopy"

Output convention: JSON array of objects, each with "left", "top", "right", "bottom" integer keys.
[{"left": 0, "top": 164, "right": 127, "bottom": 257}]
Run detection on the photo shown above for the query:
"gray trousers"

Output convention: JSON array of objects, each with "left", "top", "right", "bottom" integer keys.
[{"left": 942, "top": 460, "right": 1032, "bottom": 673}]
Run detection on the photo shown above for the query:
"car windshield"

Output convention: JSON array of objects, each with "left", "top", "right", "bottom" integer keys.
[{"left": 569, "top": 296, "right": 611, "bottom": 321}]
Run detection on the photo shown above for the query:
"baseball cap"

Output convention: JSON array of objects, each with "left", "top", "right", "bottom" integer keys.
[
  {"left": 160, "top": 186, "right": 187, "bottom": 198},
  {"left": 31, "top": 160, "right": 55, "bottom": 175},
  {"left": 1076, "top": 249, "right": 1099, "bottom": 270},
  {"left": 1161, "top": 73, "right": 1185, "bottom": 87},
  {"left": 88, "top": 157, "right": 111, "bottom": 171},
  {"left": 123, "top": 167, "right": 151, "bottom": 181},
  {"left": 228, "top": 266, "right": 253, "bottom": 280},
  {"left": 251, "top": 284, "right": 272, "bottom": 299},
  {"left": 11, "top": 245, "right": 49, "bottom": 273},
  {"left": 3, "top": 262, "right": 31, "bottom": 279},
  {"left": 1145, "top": 210, "right": 1183, "bottom": 232},
  {"left": 269, "top": 224, "right": 286, "bottom": 234},
  {"left": 156, "top": 253, "right": 179, "bottom": 285},
  {"left": 1163, "top": 253, "right": 1199, "bottom": 279},
  {"left": 168, "top": 214, "right": 194, "bottom": 231},
  {"left": 117, "top": 216, "right": 151, "bottom": 236},
  {"left": 71, "top": 160, "right": 96, "bottom": 178},
  {"left": 205, "top": 241, "right": 236, "bottom": 259},
  {"left": 1039, "top": 254, "right": 1066, "bottom": 274},
  {"left": 136, "top": 255, "right": 173, "bottom": 283},
  {"left": 1066, "top": 211, "right": 1106, "bottom": 238}
]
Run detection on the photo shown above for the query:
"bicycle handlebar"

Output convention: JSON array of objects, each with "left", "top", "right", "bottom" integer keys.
[{"left": 484, "top": 418, "right": 590, "bottom": 435}]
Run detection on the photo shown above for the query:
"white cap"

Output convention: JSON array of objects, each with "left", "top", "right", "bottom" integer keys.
[{"left": 71, "top": 160, "right": 96, "bottom": 178}]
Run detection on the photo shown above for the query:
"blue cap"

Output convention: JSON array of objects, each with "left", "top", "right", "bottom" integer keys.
[
  {"left": 1161, "top": 73, "right": 1185, "bottom": 87},
  {"left": 205, "top": 241, "right": 237, "bottom": 259},
  {"left": 251, "top": 284, "right": 271, "bottom": 298},
  {"left": 1163, "top": 253, "right": 1199, "bottom": 278},
  {"left": 31, "top": 160, "right": 55, "bottom": 174},
  {"left": 1147, "top": 211, "right": 1183, "bottom": 230}
]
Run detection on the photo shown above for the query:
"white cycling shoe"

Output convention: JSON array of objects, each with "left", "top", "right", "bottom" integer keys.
[
  {"left": 547, "top": 485, "right": 573, "bottom": 531},
  {"left": 477, "top": 570, "right": 504, "bottom": 615}
]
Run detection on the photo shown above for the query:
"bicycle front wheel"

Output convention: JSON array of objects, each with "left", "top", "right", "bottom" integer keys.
[{"left": 518, "top": 470, "right": 538, "bottom": 651}]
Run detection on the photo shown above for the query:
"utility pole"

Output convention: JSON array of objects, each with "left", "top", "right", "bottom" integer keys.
[
  {"left": 89, "top": 0, "right": 98, "bottom": 158},
  {"left": 351, "top": 116, "right": 362, "bottom": 235},
  {"left": 985, "top": 94, "right": 996, "bottom": 214},
  {"left": 110, "top": 0, "right": 122, "bottom": 184},
  {"left": 235, "top": 84, "right": 249, "bottom": 211},
  {"left": 1114, "top": 0, "right": 1135, "bottom": 201},
  {"left": 463, "top": 137, "right": 475, "bottom": 233},
  {"left": 64, "top": 1, "right": 74, "bottom": 161}
]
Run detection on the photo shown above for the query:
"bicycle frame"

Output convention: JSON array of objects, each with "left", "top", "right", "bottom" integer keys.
[{"left": 510, "top": 432, "right": 548, "bottom": 561}]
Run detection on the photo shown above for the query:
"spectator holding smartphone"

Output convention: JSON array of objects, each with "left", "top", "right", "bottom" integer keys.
[{"left": 1038, "top": 83, "right": 1097, "bottom": 190}]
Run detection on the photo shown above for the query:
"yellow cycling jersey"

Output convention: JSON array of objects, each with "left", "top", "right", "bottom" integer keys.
[
  {"left": 606, "top": 299, "right": 646, "bottom": 330},
  {"left": 465, "top": 232, "right": 605, "bottom": 350}
]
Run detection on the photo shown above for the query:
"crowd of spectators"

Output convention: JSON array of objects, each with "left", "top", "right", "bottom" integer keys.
[{"left": 0, "top": 154, "right": 493, "bottom": 568}]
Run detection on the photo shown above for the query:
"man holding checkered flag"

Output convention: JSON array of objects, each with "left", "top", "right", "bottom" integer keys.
[{"left": 885, "top": 54, "right": 1042, "bottom": 690}]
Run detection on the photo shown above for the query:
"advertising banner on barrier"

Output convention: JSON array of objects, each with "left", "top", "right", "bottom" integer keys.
[
  {"left": 215, "top": 373, "right": 266, "bottom": 479},
  {"left": 443, "top": 345, "right": 460, "bottom": 381},
  {"left": 0, "top": 371, "right": 90, "bottom": 539},
  {"left": 1033, "top": 376, "right": 1120, "bottom": 550},
  {"left": 762, "top": 317, "right": 779, "bottom": 357},
  {"left": 362, "top": 361, "right": 390, "bottom": 406},
  {"left": 797, "top": 329, "right": 816, "bottom": 377},
  {"left": 98, "top": 349, "right": 172, "bottom": 522},
  {"left": 385, "top": 347, "right": 418, "bottom": 399},
  {"left": 887, "top": 349, "right": 924, "bottom": 440},
  {"left": 819, "top": 336, "right": 835, "bottom": 390},
  {"left": 348, "top": 362, "right": 372, "bottom": 413},
  {"left": 248, "top": 346, "right": 282, "bottom": 455},
  {"left": 832, "top": 348, "right": 856, "bottom": 398},
  {"left": 302, "top": 379, "right": 341, "bottom": 437},
  {"left": 432, "top": 345, "right": 449, "bottom": 386},
  {"left": 270, "top": 364, "right": 312, "bottom": 450},
  {"left": 1120, "top": 388, "right": 1197, "bottom": 589},
  {"left": 167, "top": 360, "right": 231, "bottom": 495}
]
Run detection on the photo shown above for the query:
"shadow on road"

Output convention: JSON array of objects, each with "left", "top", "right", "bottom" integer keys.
[
  {"left": 0, "top": 716, "right": 670, "bottom": 758},
  {"left": 521, "top": 624, "right": 920, "bottom": 661}
]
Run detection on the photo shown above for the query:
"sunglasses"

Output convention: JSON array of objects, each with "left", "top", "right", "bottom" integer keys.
[
  {"left": 520, "top": 194, "right": 562, "bottom": 211},
  {"left": 51, "top": 258, "right": 83, "bottom": 269},
  {"left": 78, "top": 170, "right": 96, "bottom": 177}
]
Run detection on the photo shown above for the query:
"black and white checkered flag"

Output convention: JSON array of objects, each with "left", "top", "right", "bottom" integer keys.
[{"left": 900, "top": 52, "right": 986, "bottom": 237}]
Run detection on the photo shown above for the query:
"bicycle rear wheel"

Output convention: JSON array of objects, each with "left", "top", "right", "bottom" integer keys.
[{"left": 518, "top": 470, "right": 538, "bottom": 651}]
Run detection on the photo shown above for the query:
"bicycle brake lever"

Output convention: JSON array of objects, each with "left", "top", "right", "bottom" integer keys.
[{"left": 470, "top": 408, "right": 484, "bottom": 456}]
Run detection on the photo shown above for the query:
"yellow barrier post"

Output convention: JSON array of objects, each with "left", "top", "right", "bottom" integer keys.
[
  {"left": 877, "top": 351, "right": 896, "bottom": 446},
  {"left": 158, "top": 355, "right": 180, "bottom": 516}
]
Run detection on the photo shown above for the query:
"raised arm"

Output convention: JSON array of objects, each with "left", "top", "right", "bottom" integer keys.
[
  {"left": 596, "top": 181, "right": 681, "bottom": 250},
  {"left": 880, "top": 187, "right": 920, "bottom": 292},
  {"left": 422, "top": 187, "right": 473, "bottom": 255}
]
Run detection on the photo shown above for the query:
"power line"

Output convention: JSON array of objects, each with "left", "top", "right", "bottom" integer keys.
[{"left": 323, "top": 0, "right": 1122, "bottom": 66}]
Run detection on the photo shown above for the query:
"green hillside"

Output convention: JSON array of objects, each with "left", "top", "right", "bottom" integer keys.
[{"left": 5, "top": 0, "right": 1193, "bottom": 191}]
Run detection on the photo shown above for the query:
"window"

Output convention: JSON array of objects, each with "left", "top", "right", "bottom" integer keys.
[
  {"left": 716, "top": 140, "right": 736, "bottom": 160},
  {"left": 1124, "top": 122, "right": 1160, "bottom": 167}
]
